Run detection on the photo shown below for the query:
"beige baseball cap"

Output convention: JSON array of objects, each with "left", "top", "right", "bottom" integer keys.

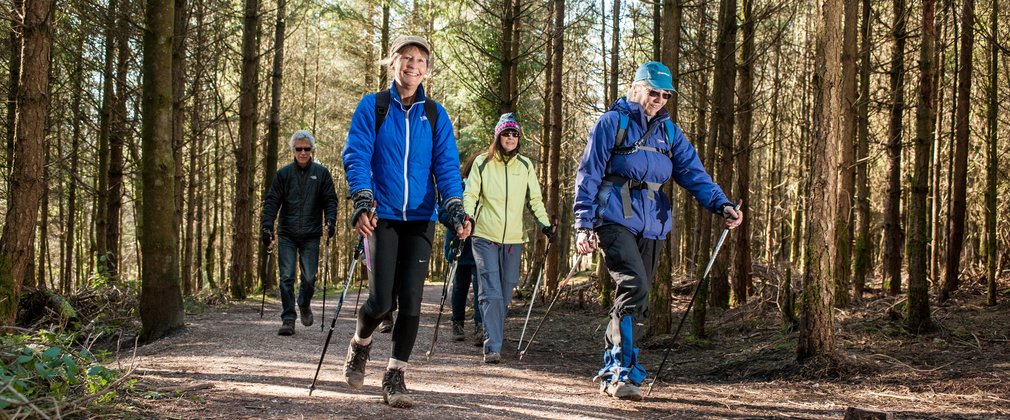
[{"left": 389, "top": 35, "right": 431, "bottom": 57}]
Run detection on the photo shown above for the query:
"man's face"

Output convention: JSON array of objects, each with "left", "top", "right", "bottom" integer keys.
[{"left": 293, "top": 139, "right": 313, "bottom": 166}]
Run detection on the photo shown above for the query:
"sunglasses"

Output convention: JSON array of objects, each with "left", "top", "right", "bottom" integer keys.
[
  {"left": 295, "top": 147, "right": 313, "bottom": 152},
  {"left": 647, "top": 89, "right": 673, "bottom": 100},
  {"left": 500, "top": 131, "right": 520, "bottom": 138}
]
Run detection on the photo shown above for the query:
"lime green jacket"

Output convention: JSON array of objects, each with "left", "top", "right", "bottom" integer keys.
[{"left": 463, "top": 153, "right": 551, "bottom": 244}]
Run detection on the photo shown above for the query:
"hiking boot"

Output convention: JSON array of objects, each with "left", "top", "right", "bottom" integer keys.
[
  {"left": 378, "top": 317, "right": 394, "bottom": 333},
  {"left": 600, "top": 380, "right": 643, "bottom": 401},
  {"left": 299, "top": 305, "right": 314, "bottom": 327},
  {"left": 343, "top": 339, "right": 372, "bottom": 389},
  {"left": 451, "top": 321, "right": 465, "bottom": 342},
  {"left": 472, "top": 324, "right": 484, "bottom": 347},
  {"left": 382, "top": 368, "right": 413, "bottom": 408},
  {"left": 277, "top": 319, "right": 295, "bottom": 336},
  {"left": 483, "top": 352, "right": 501, "bottom": 364}
]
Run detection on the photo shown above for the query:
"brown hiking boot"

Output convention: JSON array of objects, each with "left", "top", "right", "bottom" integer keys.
[
  {"left": 343, "top": 339, "right": 371, "bottom": 389},
  {"left": 299, "top": 305, "right": 314, "bottom": 326},
  {"left": 277, "top": 319, "right": 295, "bottom": 336},
  {"left": 382, "top": 368, "right": 414, "bottom": 408},
  {"left": 451, "top": 321, "right": 465, "bottom": 342}
]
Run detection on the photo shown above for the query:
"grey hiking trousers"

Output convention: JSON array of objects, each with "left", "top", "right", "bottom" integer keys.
[{"left": 472, "top": 237, "right": 523, "bottom": 354}]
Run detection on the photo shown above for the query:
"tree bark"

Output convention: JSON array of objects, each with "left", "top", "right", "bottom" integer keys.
[
  {"left": 608, "top": 0, "right": 619, "bottom": 106},
  {"left": 707, "top": 0, "right": 737, "bottom": 309},
  {"left": 260, "top": 0, "right": 285, "bottom": 294},
  {"left": 852, "top": 0, "right": 872, "bottom": 298},
  {"left": 107, "top": 0, "right": 130, "bottom": 280},
  {"left": 798, "top": 0, "right": 842, "bottom": 361},
  {"left": 141, "top": 0, "right": 184, "bottom": 341},
  {"left": 984, "top": 0, "right": 998, "bottom": 306},
  {"left": 833, "top": 0, "right": 858, "bottom": 307},
  {"left": 64, "top": 33, "right": 85, "bottom": 294},
  {"left": 732, "top": 0, "right": 754, "bottom": 306},
  {"left": 906, "top": 0, "right": 936, "bottom": 331},
  {"left": 882, "top": 0, "right": 906, "bottom": 295},
  {"left": 379, "top": 2, "right": 389, "bottom": 90},
  {"left": 231, "top": 0, "right": 260, "bottom": 299},
  {"left": 4, "top": 0, "right": 22, "bottom": 179},
  {"left": 96, "top": 0, "right": 118, "bottom": 271},
  {"left": 544, "top": 0, "right": 565, "bottom": 296},
  {"left": 940, "top": 0, "right": 974, "bottom": 302},
  {"left": 0, "top": 0, "right": 52, "bottom": 329}
]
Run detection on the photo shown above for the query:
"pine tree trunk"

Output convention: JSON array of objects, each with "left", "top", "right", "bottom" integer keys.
[
  {"left": 984, "top": 0, "right": 998, "bottom": 306},
  {"left": 906, "top": 0, "right": 936, "bottom": 330},
  {"left": 260, "top": 0, "right": 285, "bottom": 294},
  {"left": 96, "top": 0, "right": 117, "bottom": 269},
  {"left": 608, "top": 0, "right": 619, "bottom": 106},
  {"left": 64, "top": 34, "right": 84, "bottom": 294},
  {"left": 544, "top": 0, "right": 565, "bottom": 296},
  {"left": 4, "top": 0, "right": 21, "bottom": 177},
  {"left": 707, "top": 0, "right": 737, "bottom": 309},
  {"left": 379, "top": 3, "right": 389, "bottom": 89},
  {"left": 0, "top": 0, "right": 52, "bottom": 329},
  {"left": 107, "top": 0, "right": 130, "bottom": 279},
  {"left": 499, "top": 0, "right": 516, "bottom": 114},
  {"left": 732, "top": 0, "right": 754, "bottom": 306},
  {"left": 940, "top": 0, "right": 974, "bottom": 302},
  {"left": 882, "top": 0, "right": 906, "bottom": 295},
  {"left": 833, "top": 0, "right": 858, "bottom": 308},
  {"left": 140, "top": 0, "right": 184, "bottom": 341},
  {"left": 852, "top": 0, "right": 872, "bottom": 298},
  {"left": 798, "top": 0, "right": 842, "bottom": 361},
  {"left": 231, "top": 0, "right": 260, "bottom": 299}
]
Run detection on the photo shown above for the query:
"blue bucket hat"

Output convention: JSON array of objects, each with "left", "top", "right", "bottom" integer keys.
[{"left": 633, "top": 61, "right": 677, "bottom": 92}]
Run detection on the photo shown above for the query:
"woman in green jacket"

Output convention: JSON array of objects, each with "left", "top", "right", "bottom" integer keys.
[{"left": 464, "top": 113, "right": 555, "bottom": 364}]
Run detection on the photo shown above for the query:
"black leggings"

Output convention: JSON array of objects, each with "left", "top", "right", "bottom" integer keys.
[{"left": 356, "top": 219, "right": 434, "bottom": 362}]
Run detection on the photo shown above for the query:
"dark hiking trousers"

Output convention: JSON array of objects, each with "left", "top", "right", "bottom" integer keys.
[
  {"left": 597, "top": 224, "right": 662, "bottom": 384},
  {"left": 356, "top": 219, "right": 435, "bottom": 362}
]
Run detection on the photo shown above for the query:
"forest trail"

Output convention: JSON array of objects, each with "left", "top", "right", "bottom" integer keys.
[{"left": 120, "top": 283, "right": 1009, "bottom": 419}]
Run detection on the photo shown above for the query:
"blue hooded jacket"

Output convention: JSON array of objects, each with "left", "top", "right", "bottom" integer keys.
[
  {"left": 573, "top": 98, "right": 731, "bottom": 240},
  {"left": 342, "top": 82, "right": 463, "bottom": 221}
]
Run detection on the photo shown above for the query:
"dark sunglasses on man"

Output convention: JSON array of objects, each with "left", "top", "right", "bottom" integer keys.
[{"left": 295, "top": 147, "right": 313, "bottom": 152}]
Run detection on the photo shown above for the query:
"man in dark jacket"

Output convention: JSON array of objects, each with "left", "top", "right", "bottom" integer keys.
[{"left": 262, "top": 130, "right": 339, "bottom": 336}]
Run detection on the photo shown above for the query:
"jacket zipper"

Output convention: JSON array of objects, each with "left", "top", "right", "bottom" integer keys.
[
  {"left": 501, "top": 158, "right": 509, "bottom": 243},
  {"left": 402, "top": 102, "right": 413, "bottom": 220}
]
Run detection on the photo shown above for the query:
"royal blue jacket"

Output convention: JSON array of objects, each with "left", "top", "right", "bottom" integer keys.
[
  {"left": 342, "top": 82, "right": 463, "bottom": 221},
  {"left": 573, "top": 98, "right": 731, "bottom": 240}
]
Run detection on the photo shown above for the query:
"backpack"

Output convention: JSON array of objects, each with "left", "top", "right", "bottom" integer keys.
[
  {"left": 605, "top": 113, "right": 677, "bottom": 219},
  {"left": 374, "top": 89, "right": 440, "bottom": 136}
]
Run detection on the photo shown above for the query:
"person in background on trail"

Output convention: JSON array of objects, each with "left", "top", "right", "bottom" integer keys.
[
  {"left": 260, "top": 130, "right": 339, "bottom": 336},
  {"left": 440, "top": 160, "right": 483, "bottom": 345},
  {"left": 463, "top": 113, "right": 555, "bottom": 365},
  {"left": 572, "top": 61, "right": 743, "bottom": 401},
  {"left": 341, "top": 34, "right": 471, "bottom": 409}
]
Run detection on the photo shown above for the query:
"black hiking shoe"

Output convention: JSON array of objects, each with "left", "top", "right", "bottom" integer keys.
[
  {"left": 600, "top": 380, "right": 643, "bottom": 401},
  {"left": 343, "top": 339, "right": 371, "bottom": 389},
  {"left": 299, "top": 305, "right": 314, "bottom": 327},
  {"left": 378, "top": 316, "right": 394, "bottom": 333},
  {"left": 451, "top": 321, "right": 465, "bottom": 342},
  {"left": 473, "top": 324, "right": 484, "bottom": 347},
  {"left": 382, "top": 368, "right": 413, "bottom": 408},
  {"left": 278, "top": 319, "right": 295, "bottom": 336},
  {"left": 483, "top": 352, "right": 501, "bottom": 364}
]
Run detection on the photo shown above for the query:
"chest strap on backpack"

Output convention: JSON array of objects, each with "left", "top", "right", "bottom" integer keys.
[{"left": 603, "top": 174, "right": 663, "bottom": 219}]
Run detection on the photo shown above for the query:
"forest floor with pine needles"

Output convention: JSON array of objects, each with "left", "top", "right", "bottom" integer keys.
[{"left": 99, "top": 276, "right": 1010, "bottom": 419}]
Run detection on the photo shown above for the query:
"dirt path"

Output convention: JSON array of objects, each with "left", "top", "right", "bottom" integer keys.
[{"left": 118, "top": 284, "right": 1010, "bottom": 419}]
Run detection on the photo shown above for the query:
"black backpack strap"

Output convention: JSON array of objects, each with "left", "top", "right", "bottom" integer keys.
[
  {"left": 374, "top": 90, "right": 391, "bottom": 133},
  {"left": 424, "top": 99, "right": 439, "bottom": 136}
]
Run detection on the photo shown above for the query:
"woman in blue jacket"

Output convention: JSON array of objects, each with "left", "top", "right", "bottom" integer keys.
[
  {"left": 341, "top": 35, "right": 470, "bottom": 409},
  {"left": 572, "top": 62, "right": 743, "bottom": 401}
]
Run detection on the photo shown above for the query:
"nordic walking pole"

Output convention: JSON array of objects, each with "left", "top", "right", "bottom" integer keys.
[
  {"left": 517, "top": 240, "right": 553, "bottom": 351},
  {"left": 320, "top": 234, "right": 332, "bottom": 331},
  {"left": 518, "top": 252, "right": 587, "bottom": 360},
  {"left": 426, "top": 242, "right": 463, "bottom": 360},
  {"left": 647, "top": 203, "right": 740, "bottom": 396},
  {"left": 309, "top": 236, "right": 364, "bottom": 395},
  {"left": 259, "top": 247, "right": 273, "bottom": 319}
]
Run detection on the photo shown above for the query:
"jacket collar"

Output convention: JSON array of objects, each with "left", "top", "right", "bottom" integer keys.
[{"left": 390, "top": 80, "right": 427, "bottom": 109}]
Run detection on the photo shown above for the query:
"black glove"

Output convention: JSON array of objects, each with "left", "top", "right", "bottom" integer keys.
[
  {"left": 541, "top": 224, "right": 556, "bottom": 241},
  {"left": 261, "top": 228, "right": 273, "bottom": 247},
  {"left": 443, "top": 197, "right": 467, "bottom": 230},
  {"left": 350, "top": 189, "right": 374, "bottom": 227},
  {"left": 721, "top": 203, "right": 739, "bottom": 220},
  {"left": 325, "top": 221, "right": 335, "bottom": 239}
]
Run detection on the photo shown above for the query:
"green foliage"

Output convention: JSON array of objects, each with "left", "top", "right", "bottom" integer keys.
[{"left": 0, "top": 331, "right": 123, "bottom": 411}]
